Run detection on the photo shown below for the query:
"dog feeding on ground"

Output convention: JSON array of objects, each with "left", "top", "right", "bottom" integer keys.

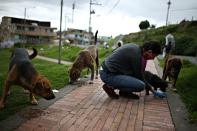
[
  {"left": 162, "top": 56, "right": 182, "bottom": 91},
  {"left": 69, "top": 31, "right": 99, "bottom": 84},
  {"left": 144, "top": 71, "right": 170, "bottom": 95},
  {"left": 0, "top": 48, "right": 55, "bottom": 109}
]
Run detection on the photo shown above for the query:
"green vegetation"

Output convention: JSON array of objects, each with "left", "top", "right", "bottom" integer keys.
[
  {"left": 139, "top": 20, "right": 150, "bottom": 30},
  {"left": 123, "top": 20, "right": 197, "bottom": 56},
  {"left": 14, "top": 43, "right": 82, "bottom": 61},
  {"left": 98, "top": 45, "right": 113, "bottom": 64},
  {"left": 176, "top": 60, "right": 197, "bottom": 124}
]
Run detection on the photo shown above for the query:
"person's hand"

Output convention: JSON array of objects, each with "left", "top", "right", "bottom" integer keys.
[{"left": 153, "top": 90, "right": 167, "bottom": 98}]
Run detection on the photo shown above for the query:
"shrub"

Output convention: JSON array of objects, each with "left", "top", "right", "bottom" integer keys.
[{"left": 176, "top": 36, "right": 196, "bottom": 56}]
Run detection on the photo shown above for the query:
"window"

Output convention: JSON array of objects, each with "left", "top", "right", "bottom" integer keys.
[{"left": 29, "top": 27, "right": 35, "bottom": 31}]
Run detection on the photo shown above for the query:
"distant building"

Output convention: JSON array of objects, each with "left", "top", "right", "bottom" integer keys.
[
  {"left": 62, "top": 28, "right": 94, "bottom": 45},
  {"left": 99, "top": 36, "right": 112, "bottom": 42},
  {"left": 0, "top": 16, "right": 57, "bottom": 46}
]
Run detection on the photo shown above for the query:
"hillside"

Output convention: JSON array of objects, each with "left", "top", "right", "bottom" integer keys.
[{"left": 122, "top": 20, "right": 197, "bottom": 56}]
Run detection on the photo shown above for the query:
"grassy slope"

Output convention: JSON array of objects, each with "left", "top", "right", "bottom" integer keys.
[
  {"left": 123, "top": 21, "right": 197, "bottom": 56},
  {"left": 176, "top": 61, "right": 197, "bottom": 123}
]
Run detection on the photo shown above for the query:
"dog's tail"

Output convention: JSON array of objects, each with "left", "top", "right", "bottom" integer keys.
[
  {"left": 94, "top": 30, "right": 98, "bottom": 45},
  {"left": 29, "top": 48, "right": 37, "bottom": 59}
]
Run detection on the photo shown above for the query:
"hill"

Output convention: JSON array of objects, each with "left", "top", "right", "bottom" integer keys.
[{"left": 122, "top": 20, "right": 197, "bottom": 56}]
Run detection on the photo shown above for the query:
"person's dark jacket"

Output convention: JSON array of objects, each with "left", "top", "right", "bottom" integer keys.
[{"left": 104, "top": 44, "right": 143, "bottom": 80}]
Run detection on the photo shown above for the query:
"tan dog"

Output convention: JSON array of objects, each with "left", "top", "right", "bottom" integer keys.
[
  {"left": 69, "top": 31, "right": 99, "bottom": 84},
  {"left": 0, "top": 48, "right": 55, "bottom": 108},
  {"left": 162, "top": 56, "right": 182, "bottom": 89}
]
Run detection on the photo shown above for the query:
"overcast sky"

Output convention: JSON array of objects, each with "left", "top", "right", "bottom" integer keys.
[{"left": 0, "top": 0, "right": 197, "bottom": 37}]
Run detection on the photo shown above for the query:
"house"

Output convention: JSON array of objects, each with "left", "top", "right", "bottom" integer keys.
[
  {"left": 62, "top": 28, "right": 94, "bottom": 45},
  {"left": 0, "top": 16, "right": 57, "bottom": 46}
]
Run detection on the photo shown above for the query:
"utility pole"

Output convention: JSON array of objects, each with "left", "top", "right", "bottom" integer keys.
[
  {"left": 166, "top": 0, "right": 171, "bottom": 26},
  {"left": 65, "top": 15, "right": 68, "bottom": 31},
  {"left": 89, "top": 0, "right": 101, "bottom": 32},
  {"left": 22, "top": 7, "right": 27, "bottom": 47},
  {"left": 72, "top": 1, "right": 75, "bottom": 23},
  {"left": 58, "top": 0, "right": 63, "bottom": 64}
]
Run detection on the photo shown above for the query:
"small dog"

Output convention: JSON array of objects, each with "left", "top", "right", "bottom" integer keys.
[
  {"left": 0, "top": 48, "right": 55, "bottom": 108},
  {"left": 162, "top": 56, "right": 182, "bottom": 88},
  {"left": 144, "top": 71, "right": 169, "bottom": 95},
  {"left": 69, "top": 31, "right": 99, "bottom": 84}
]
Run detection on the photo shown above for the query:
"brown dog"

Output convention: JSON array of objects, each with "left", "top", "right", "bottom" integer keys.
[
  {"left": 162, "top": 56, "right": 182, "bottom": 88},
  {"left": 0, "top": 48, "right": 55, "bottom": 108},
  {"left": 69, "top": 31, "right": 99, "bottom": 84}
]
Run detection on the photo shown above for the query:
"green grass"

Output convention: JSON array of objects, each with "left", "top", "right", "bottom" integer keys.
[
  {"left": 158, "top": 58, "right": 197, "bottom": 124},
  {"left": 0, "top": 49, "right": 69, "bottom": 121},
  {"left": 98, "top": 45, "right": 113, "bottom": 64},
  {"left": 176, "top": 63, "right": 197, "bottom": 124},
  {"left": 15, "top": 43, "right": 83, "bottom": 61}
]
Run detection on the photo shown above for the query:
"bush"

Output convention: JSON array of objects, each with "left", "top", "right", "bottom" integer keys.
[
  {"left": 177, "top": 65, "right": 197, "bottom": 123},
  {"left": 166, "top": 25, "right": 178, "bottom": 33},
  {"left": 176, "top": 36, "right": 197, "bottom": 56}
]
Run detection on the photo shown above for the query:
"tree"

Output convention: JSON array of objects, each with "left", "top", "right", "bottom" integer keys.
[
  {"left": 150, "top": 24, "right": 156, "bottom": 29},
  {"left": 139, "top": 20, "right": 150, "bottom": 30},
  {"left": 139, "top": 20, "right": 150, "bottom": 41}
]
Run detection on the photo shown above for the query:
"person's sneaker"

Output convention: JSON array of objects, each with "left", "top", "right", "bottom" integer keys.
[
  {"left": 102, "top": 84, "right": 119, "bottom": 99},
  {"left": 119, "top": 91, "right": 139, "bottom": 99}
]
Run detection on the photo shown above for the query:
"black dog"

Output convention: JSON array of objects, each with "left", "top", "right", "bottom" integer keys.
[{"left": 144, "top": 71, "right": 169, "bottom": 95}]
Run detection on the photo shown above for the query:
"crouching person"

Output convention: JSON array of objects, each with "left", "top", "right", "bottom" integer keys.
[{"left": 99, "top": 41, "right": 162, "bottom": 99}]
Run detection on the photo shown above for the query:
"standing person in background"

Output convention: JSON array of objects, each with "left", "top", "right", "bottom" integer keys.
[
  {"left": 100, "top": 41, "right": 166, "bottom": 99},
  {"left": 163, "top": 31, "right": 175, "bottom": 58}
]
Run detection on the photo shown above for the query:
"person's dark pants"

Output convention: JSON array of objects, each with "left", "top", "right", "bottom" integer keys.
[{"left": 99, "top": 66, "right": 145, "bottom": 92}]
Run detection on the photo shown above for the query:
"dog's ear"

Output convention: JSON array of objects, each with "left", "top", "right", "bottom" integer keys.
[
  {"left": 36, "top": 76, "right": 51, "bottom": 89},
  {"left": 33, "top": 76, "right": 55, "bottom": 100}
]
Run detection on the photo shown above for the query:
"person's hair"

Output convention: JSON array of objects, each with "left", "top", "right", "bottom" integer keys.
[{"left": 141, "top": 41, "right": 161, "bottom": 55}]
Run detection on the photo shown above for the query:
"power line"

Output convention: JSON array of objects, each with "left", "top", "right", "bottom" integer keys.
[
  {"left": 171, "top": 7, "right": 197, "bottom": 12},
  {"left": 89, "top": 0, "right": 101, "bottom": 32},
  {"left": 107, "top": 0, "right": 120, "bottom": 15}
]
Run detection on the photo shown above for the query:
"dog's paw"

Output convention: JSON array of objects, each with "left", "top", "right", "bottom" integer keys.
[{"left": 31, "top": 100, "right": 38, "bottom": 105}]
